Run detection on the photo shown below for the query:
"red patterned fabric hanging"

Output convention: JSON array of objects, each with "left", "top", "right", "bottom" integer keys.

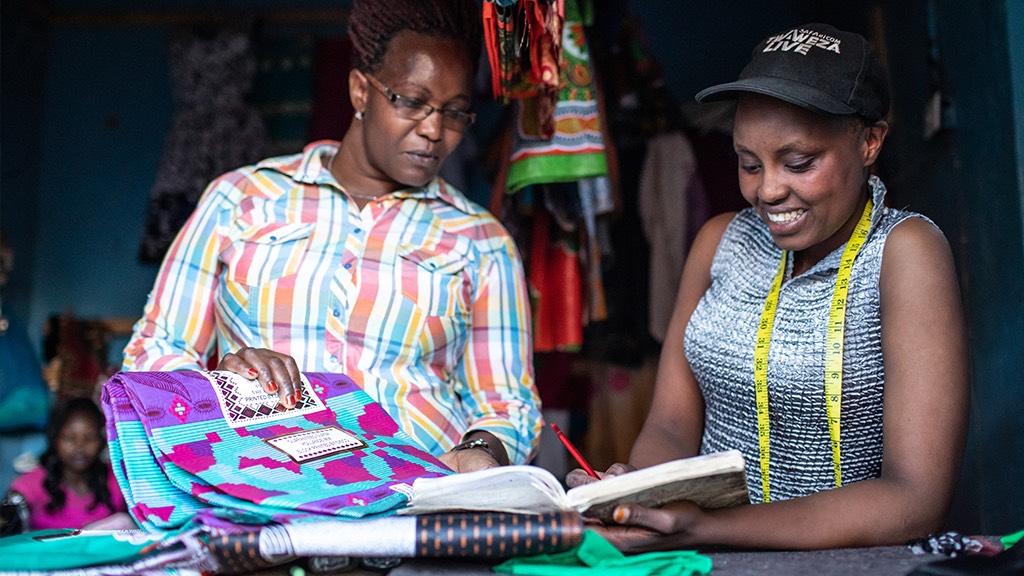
[{"left": 482, "top": 0, "right": 563, "bottom": 105}]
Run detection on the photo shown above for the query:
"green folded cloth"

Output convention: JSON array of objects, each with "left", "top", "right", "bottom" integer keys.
[
  {"left": 1001, "top": 529, "right": 1023, "bottom": 549},
  {"left": 493, "top": 530, "right": 712, "bottom": 576},
  {"left": 0, "top": 529, "right": 163, "bottom": 571}
]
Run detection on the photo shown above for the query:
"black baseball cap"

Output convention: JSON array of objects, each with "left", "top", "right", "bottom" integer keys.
[{"left": 695, "top": 23, "right": 891, "bottom": 122}]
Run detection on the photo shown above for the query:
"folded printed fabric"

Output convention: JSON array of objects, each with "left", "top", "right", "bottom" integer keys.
[
  {"left": 102, "top": 371, "right": 452, "bottom": 532},
  {"left": 0, "top": 512, "right": 585, "bottom": 575}
]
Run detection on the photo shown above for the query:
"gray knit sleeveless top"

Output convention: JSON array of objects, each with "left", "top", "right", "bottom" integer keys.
[{"left": 685, "top": 177, "right": 925, "bottom": 502}]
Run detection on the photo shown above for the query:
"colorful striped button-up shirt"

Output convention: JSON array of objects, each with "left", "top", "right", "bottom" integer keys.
[{"left": 123, "top": 141, "right": 542, "bottom": 463}]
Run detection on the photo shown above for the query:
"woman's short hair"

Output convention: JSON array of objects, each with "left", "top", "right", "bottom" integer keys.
[{"left": 349, "top": 0, "right": 482, "bottom": 75}]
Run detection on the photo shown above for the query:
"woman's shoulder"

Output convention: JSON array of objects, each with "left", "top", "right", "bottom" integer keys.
[
  {"left": 702, "top": 208, "right": 772, "bottom": 259},
  {"left": 702, "top": 211, "right": 744, "bottom": 237},
  {"left": 429, "top": 180, "right": 520, "bottom": 252},
  {"left": 433, "top": 179, "right": 490, "bottom": 219},
  {"left": 203, "top": 144, "right": 332, "bottom": 209},
  {"left": 886, "top": 211, "right": 943, "bottom": 238},
  {"left": 700, "top": 207, "right": 771, "bottom": 247},
  {"left": 881, "top": 213, "right": 953, "bottom": 269},
  {"left": 875, "top": 210, "right": 958, "bottom": 308},
  {"left": 692, "top": 211, "right": 741, "bottom": 254},
  {"left": 680, "top": 211, "right": 746, "bottom": 281}
]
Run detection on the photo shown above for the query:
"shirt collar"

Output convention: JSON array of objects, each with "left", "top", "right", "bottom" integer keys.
[{"left": 254, "top": 140, "right": 476, "bottom": 215}]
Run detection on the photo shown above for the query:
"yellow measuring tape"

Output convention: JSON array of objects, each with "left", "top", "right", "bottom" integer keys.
[{"left": 753, "top": 198, "right": 873, "bottom": 502}]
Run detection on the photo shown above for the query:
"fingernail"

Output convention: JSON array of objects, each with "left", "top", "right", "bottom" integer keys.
[
  {"left": 285, "top": 394, "right": 296, "bottom": 408},
  {"left": 613, "top": 506, "right": 628, "bottom": 523},
  {"left": 267, "top": 381, "right": 278, "bottom": 393},
  {"left": 292, "top": 388, "right": 301, "bottom": 402},
  {"left": 247, "top": 368, "right": 259, "bottom": 378}
]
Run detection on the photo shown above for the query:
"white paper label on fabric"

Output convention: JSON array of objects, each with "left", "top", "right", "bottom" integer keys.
[
  {"left": 390, "top": 483, "right": 415, "bottom": 498},
  {"left": 204, "top": 370, "right": 326, "bottom": 429},
  {"left": 265, "top": 426, "right": 367, "bottom": 463}
]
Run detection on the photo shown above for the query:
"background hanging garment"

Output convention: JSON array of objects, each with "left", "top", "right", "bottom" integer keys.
[
  {"left": 529, "top": 200, "right": 584, "bottom": 352},
  {"left": 505, "top": 2, "right": 608, "bottom": 193},
  {"left": 138, "top": 28, "right": 270, "bottom": 263},
  {"left": 578, "top": 176, "right": 613, "bottom": 323},
  {"left": 638, "top": 131, "right": 708, "bottom": 343},
  {"left": 483, "top": 0, "right": 564, "bottom": 103}
]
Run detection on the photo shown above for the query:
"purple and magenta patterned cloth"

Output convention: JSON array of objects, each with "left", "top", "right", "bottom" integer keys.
[{"left": 101, "top": 371, "right": 452, "bottom": 533}]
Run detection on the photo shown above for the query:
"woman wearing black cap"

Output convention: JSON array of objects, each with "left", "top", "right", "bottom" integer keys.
[{"left": 568, "top": 23, "right": 968, "bottom": 550}]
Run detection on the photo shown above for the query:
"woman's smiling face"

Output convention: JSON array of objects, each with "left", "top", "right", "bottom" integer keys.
[{"left": 733, "top": 94, "right": 887, "bottom": 272}]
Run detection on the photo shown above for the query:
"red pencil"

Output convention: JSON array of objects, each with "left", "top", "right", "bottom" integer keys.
[{"left": 549, "top": 423, "right": 599, "bottom": 478}]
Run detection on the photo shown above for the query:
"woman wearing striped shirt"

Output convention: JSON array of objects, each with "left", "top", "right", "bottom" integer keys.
[{"left": 123, "top": 0, "right": 541, "bottom": 473}]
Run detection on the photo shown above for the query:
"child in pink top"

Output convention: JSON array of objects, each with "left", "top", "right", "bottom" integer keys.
[{"left": 6, "top": 397, "right": 127, "bottom": 531}]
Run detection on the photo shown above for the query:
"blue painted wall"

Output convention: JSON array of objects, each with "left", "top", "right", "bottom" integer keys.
[
  {"left": 2, "top": 0, "right": 1021, "bottom": 532},
  {"left": 1, "top": 2, "right": 48, "bottom": 329},
  {"left": 27, "top": 25, "right": 171, "bottom": 341},
  {"left": 930, "top": 0, "right": 1024, "bottom": 533},
  {"left": 1010, "top": 0, "right": 1024, "bottom": 242}
]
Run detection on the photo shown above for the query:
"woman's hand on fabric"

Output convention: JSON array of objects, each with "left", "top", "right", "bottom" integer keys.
[
  {"left": 592, "top": 500, "right": 706, "bottom": 553},
  {"left": 565, "top": 462, "right": 636, "bottom": 488},
  {"left": 218, "top": 347, "right": 303, "bottom": 409},
  {"left": 437, "top": 447, "right": 500, "bottom": 473}
]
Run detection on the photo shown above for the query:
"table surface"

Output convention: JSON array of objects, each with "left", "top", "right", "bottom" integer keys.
[
  {"left": 257, "top": 545, "right": 943, "bottom": 576},
  {"left": 703, "top": 546, "right": 936, "bottom": 575}
]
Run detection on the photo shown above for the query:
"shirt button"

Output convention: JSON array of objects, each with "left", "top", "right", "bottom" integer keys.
[
  {"left": 330, "top": 355, "right": 338, "bottom": 364},
  {"left": 332, "top": 308, "right": 340, "bottom": 317},
  {"left": 343, "top": 263, "right": 352, "bottom": 269},
  {"left": 353, "top": 227, "right": 362, "bottom": 234}
]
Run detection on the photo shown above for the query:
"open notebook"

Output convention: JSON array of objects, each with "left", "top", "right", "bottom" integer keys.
[{"left": 396, "top": 450, "right": 749, "bottom": 520}]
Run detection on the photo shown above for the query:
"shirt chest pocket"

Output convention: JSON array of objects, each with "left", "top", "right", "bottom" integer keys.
[
  {"left": 397, "top": 245, "right": 474, "bottom": 318},
  {"left": 224, "top": 222, "right": 315, "bottom": 286}
]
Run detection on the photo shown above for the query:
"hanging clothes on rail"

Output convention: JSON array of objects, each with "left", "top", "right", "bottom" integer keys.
[
  {"left": 638, "top": 131, "right": 708, "bottom": 343},
  {"left": 484, "top": 0, "right": 613, "bottom": 353},
  {"left": 504, "top": 2, "right": 606, "bottom": 193},
  {"left": 139, "top": 29, "right": 269, "bottom": 263}
]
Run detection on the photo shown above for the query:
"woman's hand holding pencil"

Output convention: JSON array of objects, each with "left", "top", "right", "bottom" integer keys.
[{"left": 550, "top": 422, "right": 640, "bottom": 489}]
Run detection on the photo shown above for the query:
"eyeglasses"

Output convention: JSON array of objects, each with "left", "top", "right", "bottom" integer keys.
[{"left": 364, "top": 73, "right": 476, "bottom": 131}]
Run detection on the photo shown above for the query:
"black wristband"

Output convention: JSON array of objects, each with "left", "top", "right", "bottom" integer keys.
[{"left": 451, "top": 437, "right": 497, "bottom": 461}]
